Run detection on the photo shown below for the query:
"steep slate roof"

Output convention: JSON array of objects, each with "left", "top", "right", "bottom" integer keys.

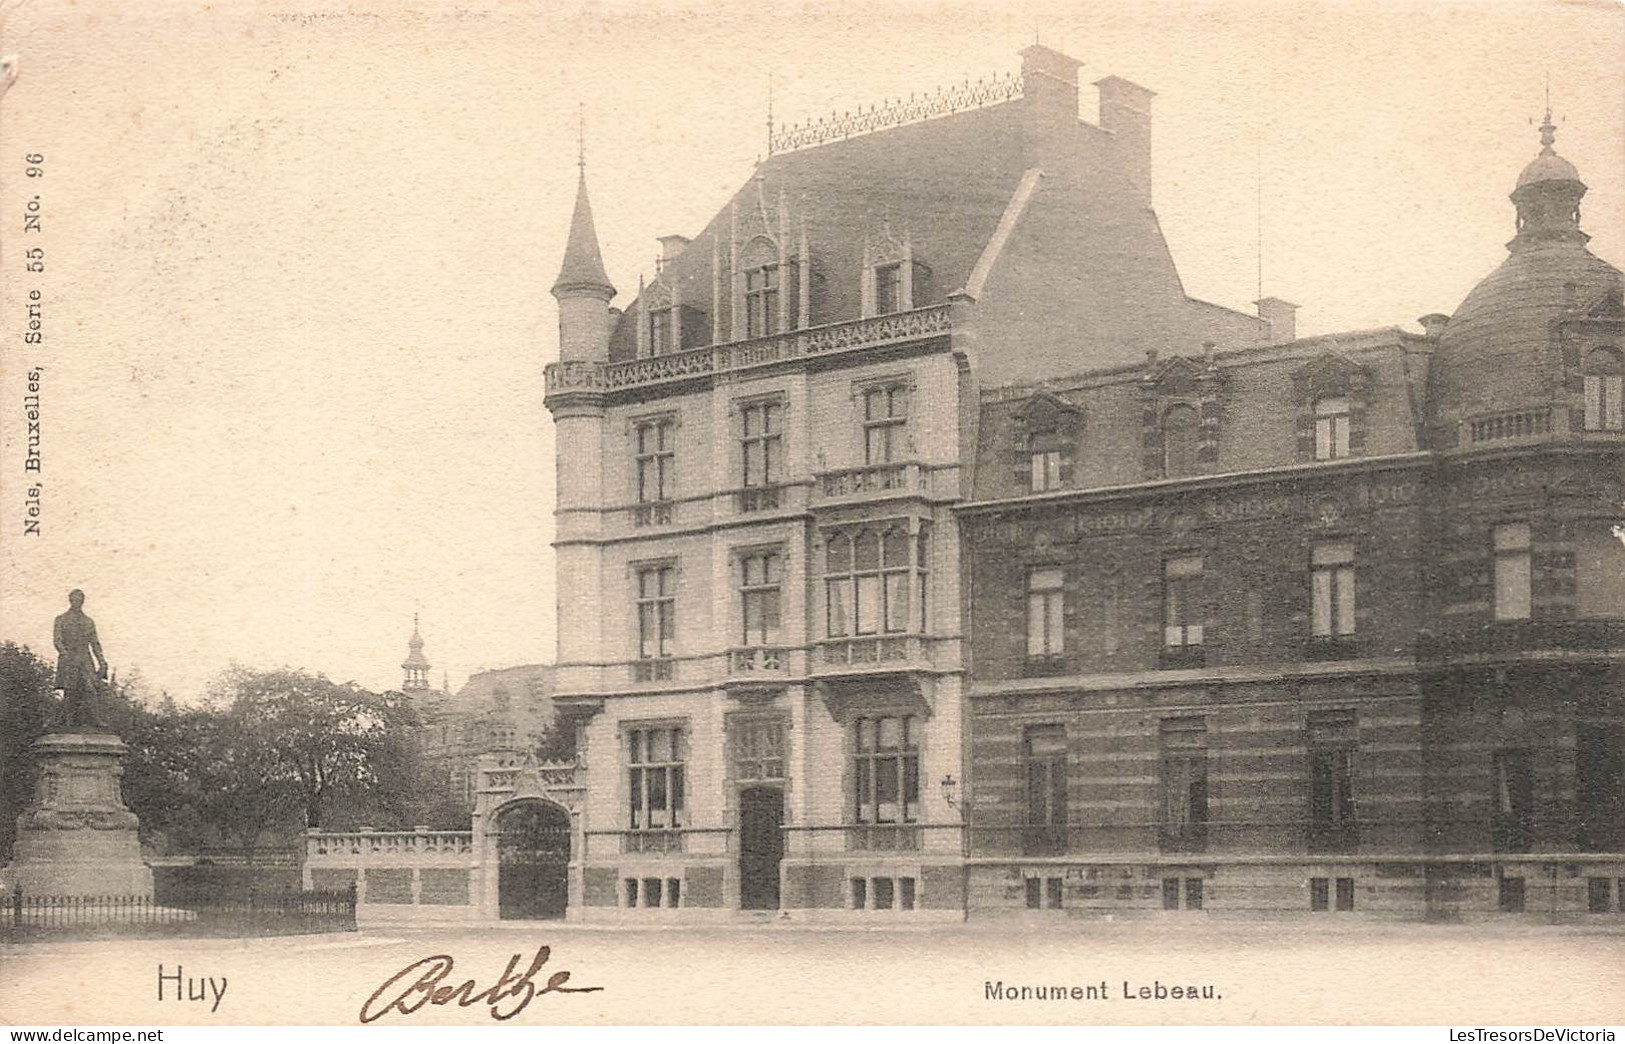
[
  {"left": 604, "top": 84, "right": 1261, "bottom": 375},
  {"left": 553, "top": 173, "right": 615, "bottom": 297},
  {"left": 453, "top": 663, "right": 555, "bottom": 711}
]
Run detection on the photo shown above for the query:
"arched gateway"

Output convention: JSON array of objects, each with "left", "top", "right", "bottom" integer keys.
[{"left": 494, "top": 800, "right": 571, "bottom": 919}]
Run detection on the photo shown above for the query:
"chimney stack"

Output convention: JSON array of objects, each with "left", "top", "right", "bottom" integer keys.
[
  {"left": 1020, "top": 44, "right": 1082, "bottom": 123},
  {"left": 1417, "top": 313, "right": 1450, "bottom": 341},
  {"left": 1254, "top": 297, "right": 1298, "bottom": 345},
  {"left": 658, "top": 235, "right": 691, "bottom": 265},
  {"left": 1094, "top": 75, "right": 1156, "bottom": 206}
]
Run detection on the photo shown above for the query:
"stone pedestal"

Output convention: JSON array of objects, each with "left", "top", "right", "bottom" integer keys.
[{"left": 4, "top": 732, "right": 154, "bottom": 898}]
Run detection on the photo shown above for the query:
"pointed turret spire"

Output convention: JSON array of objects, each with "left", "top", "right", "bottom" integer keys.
[{"left": 551, "top": 113, "right": 616, "bottom": 300}]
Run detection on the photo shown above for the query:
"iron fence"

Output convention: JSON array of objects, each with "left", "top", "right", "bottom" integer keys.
[{"left": 3, "top": 885, "right": 356, "bottom": 941}]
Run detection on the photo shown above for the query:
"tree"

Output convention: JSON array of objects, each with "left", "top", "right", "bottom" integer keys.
[
  {"left": 0, "top": 642, "right": 55, "bottom": 861},
  {"left": 209, "top": 667, "right": 402, "bottom": 830}
]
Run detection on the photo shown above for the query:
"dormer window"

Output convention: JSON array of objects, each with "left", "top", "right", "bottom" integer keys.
[
  {"left": 1582, "top": 347, "right": 1623, "bottom": 431},
  {"left": 1314, "top": 396, "right": 1351, "bottom": 460},
  {"left": 1028, "top": 432, "right": 1073, "bottom": 492},
  {"left": 746, "top": 265, "right": 779, "bottom": 338},
  {"left": 648, "top": 308, "right": 675, "bottom": 356},
  {"left": 1162, "top": 404, "right": 1201, "bottom": 478},
  {"left": 875, "top": 263, "right": 903, "bottom": 315}
]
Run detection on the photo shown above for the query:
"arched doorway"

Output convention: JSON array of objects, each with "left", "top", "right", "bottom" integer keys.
[{"left": 494, "top": 800, "right": 571, "bottom": 920}]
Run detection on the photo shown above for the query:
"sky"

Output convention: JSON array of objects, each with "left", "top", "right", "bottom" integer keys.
[{"left": 0, "top": 0, "right": 1620, "bottom": 701}]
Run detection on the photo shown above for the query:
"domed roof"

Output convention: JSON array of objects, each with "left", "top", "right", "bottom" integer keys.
[
  {"left": 1516, "top": 150, "right": 1581, "bottom": 189},
  {"left": 1431, "top": 114, "right": 1622, "bottom": 425}
]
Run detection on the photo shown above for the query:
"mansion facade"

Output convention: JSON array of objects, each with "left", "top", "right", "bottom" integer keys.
[{"left": 303, "top": 44, "right": 1623, "bottom": 923}]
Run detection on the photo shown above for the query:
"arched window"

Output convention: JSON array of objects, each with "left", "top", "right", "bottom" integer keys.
[
  {"left": 1162, "top": 404, "right": 1201, "bottom": 478},
  {"left": 1582, "top": 347, "right": 1623, "bottom": 431}
]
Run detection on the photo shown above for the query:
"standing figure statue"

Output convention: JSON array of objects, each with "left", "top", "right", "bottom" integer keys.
[{"left": 53, "top": 588, "right": 109, "bottom": 731}]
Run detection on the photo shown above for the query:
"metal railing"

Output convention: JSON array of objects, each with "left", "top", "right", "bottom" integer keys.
[{"left": 3, "top": 886, "right": 356, "bottom": 941}]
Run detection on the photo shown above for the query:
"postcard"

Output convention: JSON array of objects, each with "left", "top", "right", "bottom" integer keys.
[{"left": 1, "top": 0, "right": 1622, "bottom": 1028}]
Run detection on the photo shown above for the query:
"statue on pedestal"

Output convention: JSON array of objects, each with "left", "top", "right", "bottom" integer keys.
[{"left": 53, "top": 588, "right": 109, "bottom": 732}]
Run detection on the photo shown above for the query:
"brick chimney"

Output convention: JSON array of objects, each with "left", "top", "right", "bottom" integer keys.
[
  {"left": 1094, "top": 75, "right": 1156, "bottom": 206},
  {"left": 1255, "top": 297, "right": 1298, "bottom": 345},
  {"left": 1020, "top": 44, "right": 1082, "bottom": 124}
]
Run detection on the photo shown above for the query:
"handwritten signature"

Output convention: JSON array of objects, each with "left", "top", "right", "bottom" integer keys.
[{"left": 359, "top": 944, "right": 604, "bottom": 1023}]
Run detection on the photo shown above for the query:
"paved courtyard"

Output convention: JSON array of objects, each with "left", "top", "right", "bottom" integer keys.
[{"left": 3, "top": 919, "right": 1623, "bottom": 1025}]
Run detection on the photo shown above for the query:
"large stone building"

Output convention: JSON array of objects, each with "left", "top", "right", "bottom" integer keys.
[
  {"left": 959, "top": 110, "right": 1624, "bottom": 920},
  {"left": 540, "top": 45, "right": 1266, "bottom": 921}
]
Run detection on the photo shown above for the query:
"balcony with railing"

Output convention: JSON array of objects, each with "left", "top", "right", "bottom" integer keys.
[
  {"left": 815, "top": 634, "right": 934, "bottom": 673},
  {"left": 543, "top": 304, "right": 953, "bottom": 400},
  {"left": 813, "top": 462, "right": 922, "bottom": 503},
  {"left": 1463, "top": 405, "right": 1555, "bottom": 447},
  {"left": 727, "top": 646, "right": 787, "bottom": 676}
]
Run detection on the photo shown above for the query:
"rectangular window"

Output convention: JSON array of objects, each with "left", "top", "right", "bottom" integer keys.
[
  {"left": 1163, "top": 555, "right": 1205, "bottom": 648},
  {"left": 1309, "top": 710, "right": 1358, "bottom": 851},
  {"left": 1310, "top": 877, "right": 1330, "bottom": 912},
  {"left": 1026, "top": 567, "right": 1065, "bottom": 656},
  {"left": 1335, "top": 877, "right": 1355, "bottom": 912},
  {"left": 647, "top": 308, "right": 674, "bottom": 356},
  {"left": 1588, "top": 878, "right": 1612, "bottom": 913},
  {"left": 732, "top": 718, "right": 786, "bottom": 783},
  {"left": 1024, "top": 725, "right": 1068, "bottom": 855},
  {"left": 851, "top": 877, "right": 867, "bottom": 909},
  {"left": 900, "top": 877, "right": 917, "bottom": 911},
  {"left": 1162, "top": 877, "right": 1181, "bottom": 911},
  {"left": 1030, "top": 450, "right": 1063, "bottom": 491},
  {"left": 1584, "top": 374, "right": 1624, "bottom": 431},
  {"left": 1314, "top": 396, "right": 1351, "bottom": 460},
  {"left": 1493, "top": 523, "right": 1532, "bottom": 621},
  {"left": 1492, "top": 749, "right": 1533, "bottom": 853},
  {"left": 635, "top": 418, "right": 675, "bottom": 507},
  {"left": 746, "top": 265, "right": 779, "bottom": 338},
  {"left": 635, "top": 565, "right": 675, "bottom": 659},
  {"left": 873, "top": 877, "right": 895, "bottom": 910},
  {"left": 740, "top": 401, "right": 783, "bottom": 508},
  {"left": 852, "top": 715, "right": 919, "bottom": 829},
  {"left": 1311, "top": 542, "right": 1357, "bottom": 637},
  {"left": 1025, "top": 877, "right": 1042, "bottom": 910},
  {"left": 739, "top": 551, "right": 782, "bottom": 647},
  {"left": 1045, "top": 877, "right": 1063, "bottom": 909},
  {"left": 1498, "top": 876, "right": 1525, "bottom": 914},
  {"left": 825, "top": 528, "right": 916, "bottom": 638},
  {"left": 875, "top": 263, "right": 902, "bottom": 315},
  {"left": 1160, "top": 717, "right": 1209, "bottom": 851},
  {"left": 627, "top": 726, "right": 686, "bottom": 831},
  {"left": 1185, "top": 878, "right": 1204, "bottom": 910},
  {"left": 863, "top": 385, "right": 908, "bottom": 466}
]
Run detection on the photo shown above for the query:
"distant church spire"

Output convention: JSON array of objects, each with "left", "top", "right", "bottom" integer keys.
[{"left": 402, "top": 614, "right": 431, "bottom": 692}]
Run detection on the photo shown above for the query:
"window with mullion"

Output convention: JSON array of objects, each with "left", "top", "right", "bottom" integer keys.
[
  {"left": 1308, "top": 711, "right": 1358, "bottom": 849},
  {"left": 1311, "top": 543, "right": 1357, "bottom": 637},
  {"left": 635, "top": 419, "right": 675, "bottom": 504},
  {"left": 628, "top": 726, "right": 686, "bottom": 831},
  {"left": 746, "top": 265, "right": 779, "bottom": 338},
  {"left": 874, "top": 264, "right": 903, "bottom": 315},
  {"left": 1160, "top": 718, "right": 1208, "bottom": 849},
  {"left": 1582, "top": 348, "right": 1624, "bottom": 431},
  {"left": 863, "top": 386, "right": 908, "bottom": 466},
  {"left": 1026, "top": 567, "right": 1064, "bottom": 656},
  {"left": 1024, "top": 726, "right": 1068, "bottom": 853},
  {"left": 732, "top": 719, "right": 786, "bottom": 783},
  {"left": 741, "top": 402, "right": 783, "bottom": 490},
  {"left": 1163, "top": 555, "right": 1204, "bottom": 648},
  {"left": 740, "top": 551, "right": 783, "bottom": 646},
  {"left": 853, "top": 715, "right": 918, "bottom": 825},
  {"left": 1313, "top": 396, "right": 1351, "bottom": 460},
  {"left": 636, "top": 565, "right": 675, "bottom": 659},
  {"left": 825, "top": 528, "right": 913, "bottom": 637},
  {"left": 647, "top": 308, "right": 674, "bottom": 356}
]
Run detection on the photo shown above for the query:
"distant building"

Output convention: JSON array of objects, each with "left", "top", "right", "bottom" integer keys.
[
  {"left": 398, "top": 619, "right": 558, "bottom": 811},
  {"left": 958, "top": 109, "right": 1623, "bottom": 920}
]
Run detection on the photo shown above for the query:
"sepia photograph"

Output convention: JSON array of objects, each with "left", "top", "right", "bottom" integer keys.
[{"left": 0, "top": 0, "right": 1622, "bottom": 1030}]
